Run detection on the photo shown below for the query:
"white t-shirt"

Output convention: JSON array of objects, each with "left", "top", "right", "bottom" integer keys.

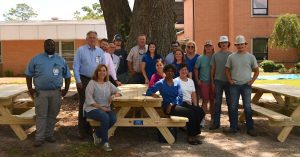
[{"left": 175, "top": 77, "right": 195, "bottom": 103}]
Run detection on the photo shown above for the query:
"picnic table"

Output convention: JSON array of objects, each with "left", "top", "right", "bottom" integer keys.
[
  {"left": 0, "top": 84, "right": 34, "bottom": 140},
  {"left": 244, "top": 84, "right": 300, "bottom": 142},
  {"left": 87, "top": 84, "right": 188, "bottom": 144}
]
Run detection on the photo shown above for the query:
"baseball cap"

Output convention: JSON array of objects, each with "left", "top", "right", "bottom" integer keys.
[
  {"left": 113, "top": 34, "right": 123, "bottom": 41},
  {"left": 204, "top": 40, "right": 213, "bottom": 46}
]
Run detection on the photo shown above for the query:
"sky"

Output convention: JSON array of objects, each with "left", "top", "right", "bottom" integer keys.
[{"left": 0, "top": 0, "right": 134, "bottom": 21}]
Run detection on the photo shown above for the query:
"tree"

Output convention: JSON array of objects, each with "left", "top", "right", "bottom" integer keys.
[
  {"left": 3, "top": 3, "right": 38, "bottom": 21},
  {"left": 73, "top": 3, "right": 103, "bottom": 20},
  {"left": 99, "top": 0, "right": 176, "bottom": 56},
  {"left": 269, "top": 13, "right": 300, "bottom": 50}
]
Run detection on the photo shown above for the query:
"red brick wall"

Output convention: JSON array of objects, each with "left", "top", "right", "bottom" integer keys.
[
  {"left": 191, "top": 0, "right": 300, "bottom": 65},
  {"left": 1, "top": 39, "right": 87, "bottom": 75}
]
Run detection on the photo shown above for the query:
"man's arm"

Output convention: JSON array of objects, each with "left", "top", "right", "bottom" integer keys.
[
  {"left": 249, "top": 67, "right": 259, "bottom": 85},
  {"left": 26, "top": 76, "right": 35, "bottom": 98},
  {"left": 225, "top": 67, "right": 234, "bottom": 85},
  {"left": 61, "top": 77, "right": 71, "bottom": 97}
]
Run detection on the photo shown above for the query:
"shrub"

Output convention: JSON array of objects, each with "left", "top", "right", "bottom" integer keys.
[
  {"left": 295, "top": 62, "right": 300, "bottom": 70},
  {"left": 274, "top": 63, "right": 285, "bottom": 71},
  {"left": 288, "top": 67, "right": 297, "bottom": 73},
  {"left": 3, "top": 70, "right": 14, "bottom": 77},
  {"left": 259, "top": 60, "right": 276, "bottom": 72},
  {"left": 278, "top": 67, "right": 287, "bottom": 74}
]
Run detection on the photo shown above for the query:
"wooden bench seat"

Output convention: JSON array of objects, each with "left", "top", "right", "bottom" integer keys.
[
  {"left": 14, "top": 107, "right": 36, "bottom": 119},
  {"left": 251, "top": 104, "right": 291, "bottom": 122},
  {"left": 87, "top": 116, "right": 188, "bottom": 127}
]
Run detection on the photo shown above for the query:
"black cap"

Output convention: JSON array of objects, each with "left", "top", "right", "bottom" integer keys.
[{"left": 113, "top": 34, "right": 123, "bottom": 41}]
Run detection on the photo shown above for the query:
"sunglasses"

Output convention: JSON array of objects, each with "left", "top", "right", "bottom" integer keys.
[{"left": 187, "top": 46, "right": 195, "bottom": 49}]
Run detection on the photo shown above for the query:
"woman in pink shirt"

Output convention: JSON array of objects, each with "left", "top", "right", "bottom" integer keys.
[{"left": 149, "top": 60, "right": 165, "bottom": 87}]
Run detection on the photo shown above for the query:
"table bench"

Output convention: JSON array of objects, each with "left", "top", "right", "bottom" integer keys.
[
  {"left": 87, "top": 84, "right": 188, "bottom": 144},
  {"left": 0, "top": 84, "right": 35, "bottom": 140},
  {"left": 239, "top": 84, "right": 300, "bottom": 142}
]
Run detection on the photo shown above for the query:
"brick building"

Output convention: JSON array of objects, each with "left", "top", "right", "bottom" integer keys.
[
  {"left": 177, "top": 0, "right": 300, "bottom": 66},
  {"left": 0, "top": 20, "right": 107, "bottom": 76}
]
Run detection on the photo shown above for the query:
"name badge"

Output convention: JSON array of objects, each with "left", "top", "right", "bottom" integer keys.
[
  {"left": 96, "top": 56, "right": 100, "bottom": 63},
  {"left": 53, "top": 67, "right": 59, "bottom": 76}
]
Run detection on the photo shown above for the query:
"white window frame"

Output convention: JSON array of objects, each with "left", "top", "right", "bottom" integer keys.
[
  {"left": 55, "top": 40, "right": 75, "bottom": 64},
  {"left": 252, "top": 0, "right": 268, "bottom": 16}
]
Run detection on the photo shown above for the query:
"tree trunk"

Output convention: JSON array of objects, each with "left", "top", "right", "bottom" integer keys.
[
  {"left": 99, "top": 0, "right": 132, "bottom": 41},
  {"left": 125, "top": 0, "right": 176, "bottom": 56}
]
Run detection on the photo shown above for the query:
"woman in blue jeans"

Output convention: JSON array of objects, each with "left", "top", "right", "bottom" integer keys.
[{"left": 83, "top": 64, "right": 121, "bottom": 151}]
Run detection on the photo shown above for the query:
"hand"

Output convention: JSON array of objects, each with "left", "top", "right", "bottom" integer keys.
[
  {"left": 166, "top": 103, "right": 173, "bottom": 114},
  {"left": 115, "top": 80, "right": 122, "bottom": 86},
  {"left": 229, "top": 80, "right": 235, "bottom": 85},
  {"left": 151, "top": 93, "right": 160, "bottom": 98},
  {"left": 197, "top": 80, "right": 202, "bottom": 86},
  {"left": 61, "top": 88, "right": 68, "bottom": 97},
  {"left": 115, "top": 93, "right": 122, "bottom": 97},
  {"left": 101, "top": 106, "right": 111, "bottom": 112},
  {"left": 28, "top": 88, "right": 36, "bottom": 98},
  {"left": 145, "top": 79, "right": 149, "bottom": 84},
  {"left": 248, "top": 80, "right": 254, "bottom": 86},
  {"left": 76, "top": 83, "right": 83, "bottom": 89}
]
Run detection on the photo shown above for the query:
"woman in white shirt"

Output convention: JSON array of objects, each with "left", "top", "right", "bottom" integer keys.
[
  {"left": 84, "top": 64, "right": 121, "bottom": 152},
  {"left": 175, "top": 63, "right": 205, "bottom": 142}
]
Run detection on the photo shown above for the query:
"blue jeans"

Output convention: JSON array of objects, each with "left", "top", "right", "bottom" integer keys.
[
  {"left": 213, "top": 80, "right": 231, "bottom": 127},
  {"left": 85, "top": 109, "right": 116, "bottom": 143},
  {"left": 229, "top": 83, "right": 254, "bottom": 131}
]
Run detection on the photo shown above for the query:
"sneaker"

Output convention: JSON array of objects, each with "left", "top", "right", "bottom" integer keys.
[
  {"left": 93, "top": 133, "right": 101, "bottom": 145},
  {"left": 102, "top": 142, "right": 112, "bottom": 152},
  {"left": 223, "top": 127, "right": 238, "bottom": 134},
  {"left": 247, "top": 129, "right": 257, "bottom": 137},
  {"left": 34, "top": 140, "right": 44, "bottom": 147},
  {"left": 45, "top": 136, "right": 56, "bottom": 143},
  {"left": 209, "top": 125, "right": 220, "bottom": 130}
]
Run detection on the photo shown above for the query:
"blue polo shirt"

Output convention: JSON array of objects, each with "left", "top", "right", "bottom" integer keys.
[
  {"left": 194, "top": 55, "right": 211, "bottom": 83},
  {"left": 73, "top": 45, "right": 106, "bottom": 83},
  {"left": 185, "top": 54, "right": 200, "bottom": 73},
  {"left": 146, "top": 79, "right": 183, "bottom": 111},
  {"left": 142, "top": 54, "right": 162, "bottom": 80},
  {"left": 25, "top": 52, "right": 71, "bottom": 90}
]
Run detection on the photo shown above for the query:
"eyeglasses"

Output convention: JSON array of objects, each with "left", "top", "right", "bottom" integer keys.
[{"left": 187, "top": 46, "right": 194, "bottom": 49}]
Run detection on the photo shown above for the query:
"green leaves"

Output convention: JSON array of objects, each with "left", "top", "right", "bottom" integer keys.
[
  {"left": 3, "top": 3, "right": 38, "bottom": 21},
  {"left": 73, "top": 3, "right": 103, "bottom": 20},
  {"left": 269, "top": 13, "right": 300, "bottom": 50}
]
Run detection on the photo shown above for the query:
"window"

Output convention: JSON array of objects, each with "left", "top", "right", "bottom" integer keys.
[
  {"left": 0, "top": 41, "right": 2, "bottom": 63},
  {"left": 55, "top": 41, "right": 75, "bottom": 64},
  {"left": 253, "top": 38, "right": 268, "bottom": 61},
  {"left": 174, "top": 1, "right": 184, "bottom": 24},
  {"left": 252, "top": 0, "right": 268, "bottom": 15}
]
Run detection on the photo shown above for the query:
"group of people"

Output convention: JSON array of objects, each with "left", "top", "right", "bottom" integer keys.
[{"left": 25, "top": 30, "right": 259, "bottom": 151}]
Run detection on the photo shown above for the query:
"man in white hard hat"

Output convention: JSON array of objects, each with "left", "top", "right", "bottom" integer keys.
[
  {"left": 224, "top": 35, "right": 259, "bottom": 136},
  {"left": 209, "top": 35, "right": 232, "bottom": 130}
]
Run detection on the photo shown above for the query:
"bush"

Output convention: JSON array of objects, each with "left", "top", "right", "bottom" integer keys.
[
  {"left": 259, "top": 60, "right": 276, "bottom": 72},
  {"left": 3, "top": 70, "right": 14, "bottom": 77},
  {"left": 288, "top": 67, "right": 297, "bottom": 73},
  {"left": 295, "top": 62, "right": 300, "bottom": 70},
  {"left": 278, "top": 67, "right": 287, "bottom": 74},
  {"left": 274, "top": 63, "right": 285, "bottom": 71}
]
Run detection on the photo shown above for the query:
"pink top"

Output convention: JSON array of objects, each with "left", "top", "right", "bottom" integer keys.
[{"left": 149, "top": 73, "right": 164, "bottom": 87}]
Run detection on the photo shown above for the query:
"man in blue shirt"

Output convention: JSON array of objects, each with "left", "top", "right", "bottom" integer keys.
[
  {"left": 26, "top": 39, "right": 71, "bottom": 147},
  {"left": 73, "top": 31, "right": 121, "bottom": 139},
  {"left": 165, "top": 41, "right": 180, "bottom": 65}
]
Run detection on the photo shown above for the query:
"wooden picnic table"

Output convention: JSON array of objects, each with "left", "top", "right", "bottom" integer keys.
[
  {"left": 250, "top": 84, "right": 300, "bottom": 142},
  {"left": 88, "top": 84, "right": 188, "bottom": 144},
  {"left": 0, "top": 84, "right": 35, "bottom": 140}
]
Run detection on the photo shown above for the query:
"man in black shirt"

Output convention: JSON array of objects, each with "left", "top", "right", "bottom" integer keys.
[{"left": 113, "top": 34, "right": 128, "bottom": 83}]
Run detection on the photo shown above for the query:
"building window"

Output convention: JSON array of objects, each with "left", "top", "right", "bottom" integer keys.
[
  {"left": 253, "top": 38, "right": 268, "bottom": 61},
  {"left": 174, "top": 0, "right": 184, "bottom": 24},
  {"left": 0, "top": 41, "right": 2, "bottom": 63},
  {"left": 55, "top": 41, "right": 75, "bottom": 64},
  {"left": 252, "top": 0, "right": 268, "bottom": 15}
]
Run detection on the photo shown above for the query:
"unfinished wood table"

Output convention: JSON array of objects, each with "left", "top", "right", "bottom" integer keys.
[
  {"left": 88, "top": 84, "right": 188, "bottom": 144},
  {"left": 0, "top": 84, "right": 35, "bottom": 140},
  {"left": 251, "top": 84, "right": 300, "bottom": 142}
]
